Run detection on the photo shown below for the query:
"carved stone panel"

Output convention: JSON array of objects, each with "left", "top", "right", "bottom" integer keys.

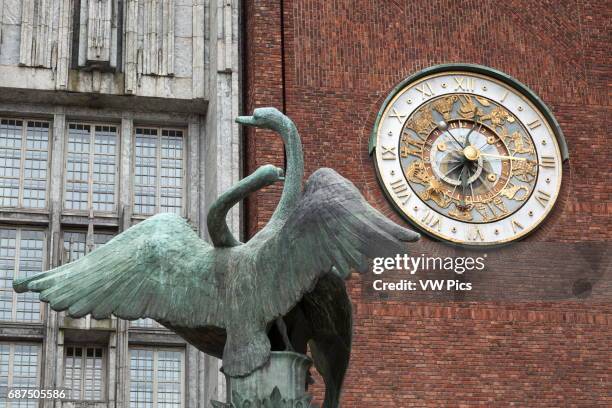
[
  {"left": 87, "top": 0, "right": 112, "bottom": 63},
  {"left": 78, "top": 0, "right": 118, "bottom": 70},
  {"left": 124, "top": 0, "right": 175, "bottom": 93},
  {"left": 19, "top": 0, "right": 59, "bottom": 68}
]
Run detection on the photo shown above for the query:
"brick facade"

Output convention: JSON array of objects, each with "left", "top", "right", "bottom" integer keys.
[{"left": 243, "top": 1, "right": 611, "bottom": 406}]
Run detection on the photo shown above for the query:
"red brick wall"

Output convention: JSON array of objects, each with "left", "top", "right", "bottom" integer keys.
[{"left": 243, "top": 0, "right": 611, "bottom": 406}]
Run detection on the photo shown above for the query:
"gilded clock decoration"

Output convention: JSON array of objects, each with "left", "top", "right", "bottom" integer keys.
[{"left": 372, "top": 65, "right": 566, "bottom": 245}]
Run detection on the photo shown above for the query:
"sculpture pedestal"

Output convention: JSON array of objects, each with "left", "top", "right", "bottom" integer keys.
[{"left": 213, "top": 351, "right": 314, "bottom": 407}]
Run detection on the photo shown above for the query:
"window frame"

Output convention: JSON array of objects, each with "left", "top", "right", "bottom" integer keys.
[
  {"left": 128, "top": 346, "right": 185, "bottom": 408},
  {"left": 62, "top": 344, "right": 107, "bottom": 402},
  {"left": 0, "top": 117, "right": 51, "bottom": 212},
  {"left": 0, "top": 227, "right": 46, "bottom": 323},
  {"left": 0, "top": 342, "right": 42, "bottom": 407},
  {"left": 61, "top": 229, "right": 115, "bottom": 265},
  {"left": 63, "top": 122, "right": 121, "bottom": 215},
  {"left": 132, "top": 126, "right": 187, "bottom": 217}
]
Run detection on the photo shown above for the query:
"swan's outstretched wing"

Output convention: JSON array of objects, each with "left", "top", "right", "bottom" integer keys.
[
  {"left": 254, "top": 167, "right": 419, "bottom": 313},
  {"left": 252, "top": 168, "right": 418, "bottom": 406},
  {"left": 13, "top": 213, "right": 222, "bottom": 328}
]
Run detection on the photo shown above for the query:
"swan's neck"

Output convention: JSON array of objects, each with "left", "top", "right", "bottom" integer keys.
[
  {"left": 268, "top": 120, "right": 304, "bottom": 227},
  {"left": 207, "top": 166, "right": 282, "bottom": 247}
]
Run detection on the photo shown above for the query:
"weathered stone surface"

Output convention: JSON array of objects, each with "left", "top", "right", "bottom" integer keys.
[
  {"left": 0, "top": 2, "right": 240, "bottom": 405},
  {"left": 175, "top": 5, "right": 193, "bottom": 37},
  {"left": 175, "top": 37, "right": 194, "bottom": 77},
  {"left": 2, "top": 0, "right": 22, "bottom": 24},
  {"left": 0, "top": 23, "right": 21, "bottom": 65}
]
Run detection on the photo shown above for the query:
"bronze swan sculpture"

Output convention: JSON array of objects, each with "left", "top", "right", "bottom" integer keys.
[{"left": 14, "top": 107, "right": 420, "bottom": 407}]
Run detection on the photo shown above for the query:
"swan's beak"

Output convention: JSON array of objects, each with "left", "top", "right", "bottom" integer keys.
[{"left": 235, "top": 116, "right": 257, "bottom": 126}]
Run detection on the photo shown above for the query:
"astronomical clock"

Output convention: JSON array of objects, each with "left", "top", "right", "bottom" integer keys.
[{"left": 371, "top": 64, "right": 568, "bottom": 245}]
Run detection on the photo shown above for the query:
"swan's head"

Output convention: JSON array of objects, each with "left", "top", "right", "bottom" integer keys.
[{"left": 235, "top": 107, "right": 289, "bottom": 132}]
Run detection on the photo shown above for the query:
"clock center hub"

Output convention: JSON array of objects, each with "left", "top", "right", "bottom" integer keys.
[{"left": 463, "top": 145, "right": 480, "bottom": 161}]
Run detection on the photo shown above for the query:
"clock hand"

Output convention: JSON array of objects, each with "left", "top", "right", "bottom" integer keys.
[
  {"left": 464, "top": 115, "right": 480, "bottom": 147},
  {"left": 479, "top": 152, "right": 527, "bottom": 161},
  {"left": 460, "top": 163, "right": 469, "bottom": 206},
  {"left": 436, "top": 121, "right": 463, "bottom": 148},
  {"left": 480, "top": 151, "right": 549, "bottom": 167}
]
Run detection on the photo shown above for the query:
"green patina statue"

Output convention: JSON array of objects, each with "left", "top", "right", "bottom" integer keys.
[{"left": 14, "top": 108, "right": 419, "bottom": 407}]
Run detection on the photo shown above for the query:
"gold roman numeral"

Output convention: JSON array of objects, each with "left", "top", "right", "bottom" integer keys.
[
  {"left": 454, "top": 76, "right": 476, "bottom": 92},
  {"left": 390, "top": 179, "right": 412, "bottom": 206},
  {"left": 527, "top": 120, "right": 542, "bottom": 130},
  {"left": 415, "top": 82, "right": 435, "bottom": 99},
  {"left": 540, "top": 156, "right": 556, "bottom": 168},
  {"left": 511, "top": 219, "right": 524, "bottom": 233},
  {"left": 534, "top": 189, "right": 551, "bottom": 207},
  {"left": 466, "top": 226, "right": 484, "bottom": 241},
  {"left": 421, "top": 209, "right": 441, "bottom": 231},
  {"left": 381, "top": 146, "right": 397, "bottom": 160}
]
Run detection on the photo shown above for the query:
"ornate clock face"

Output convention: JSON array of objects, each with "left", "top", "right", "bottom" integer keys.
[{"left": 372, "top": 66, "right": 564, "bottom": 245}]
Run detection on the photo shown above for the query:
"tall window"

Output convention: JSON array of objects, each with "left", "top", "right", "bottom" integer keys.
[
  {"left": 64, "top": 345, "right": 105, "bottom": 401},
  {"left": 0, "top": 343, "right": 41, "bottom": 407},
  {"left": 64, "top": 124, "right": 118, "bottom": 213},
  {"left": 130, "top": 348, "right": 183, "bottom": 408},
  {"left": 0, "top": 229, "right": 44, "bottom": 322},
  {"left": 0, "top": 119, "right": 49, "bottom": 209},
  {"left": 134, "top": 128, "right": 184, "bottom": 216}
]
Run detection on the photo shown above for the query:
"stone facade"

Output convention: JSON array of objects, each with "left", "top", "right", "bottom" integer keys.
[
  {"left": 243, "top": 0, "right": 610, "bottom": 406},
  {"left": 0, "top": 1, "right": 241, "bottom": 407}
]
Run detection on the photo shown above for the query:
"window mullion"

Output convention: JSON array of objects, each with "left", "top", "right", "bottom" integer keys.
[
  {"left": 80, "top": 350, "right": 85, "bottom": 399},
  {"left": 181, "top": 350, "right": 185, "bottom": 408},
  {"left": 156, "top": 130, "right": 162, "bottom": 214},
  {"left": 8, "top": 344, "right": 14, "bottom": 408},
  {"left": 153, "top": 350, "right": 159, "bottom": 408},
  {"left": 37, "top": 346, "right": 42, "bottom": 397},
  {"left": 12, "top": 229, "right": 20, "bottom": 321},
  {"left": 89, "top": 126, "right": 95, "bottom": 212},
  {"left": 18, "top": 124, "right": 27, "bottom": 207}
]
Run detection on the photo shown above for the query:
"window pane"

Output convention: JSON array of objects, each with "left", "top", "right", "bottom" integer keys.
[
  {"left": 0, "top": 229, "right": 43, "bottom": 322},
  {"left": 63, "top": 232, "right": 87, "bottom": 263},
  {"left": 84, "top": 347, "right": 104, "bottom": 400},
  {"left": 134, "top": 129, "right": 184, "bottom": 216},
  {"left": 0, "top": 344, "right": 40, "bottom": 408},
  {"left": 63, "top": 232, "right": 114, "bottom": 264},
  {"left": 134, "top": 129, "right": 158, "bottom": 215},
  {"left": 0, "top": 120, "right": 23, "bottom": 208},
  {"left": 65, "top": 124, "right": 117, "bottom": 212},
  {"left": 64, "top": 345, "right": 105, "bottom": 401},
  {"left": 65, "top": 124, "right": 91, "bottom": 211},
  {"left": 160, "top": 131, "right": 183, "bottom": 215},
  {"left": 92, "top": 126, "right": 117, "bottom": 212},
  {"left": 156, "top": 351, "right": 181, "bottom": 408},
  {"left": 0, "top": 120, "right": 48, "bottom": 209},
  {"left": 130, "top": 349, "right": 154, "bottom": 408},
  {"left": 15, "top": 231, "right": 44, "bottom": 322},
  {"left": 64, "top": 346, "right": 82, "bottom": 400},
  {"left": 0, "top": 344, "right": 10, "bottom": 390},
  {"left": 22, "top": 122, "right": 49, "bottom": 209}
]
